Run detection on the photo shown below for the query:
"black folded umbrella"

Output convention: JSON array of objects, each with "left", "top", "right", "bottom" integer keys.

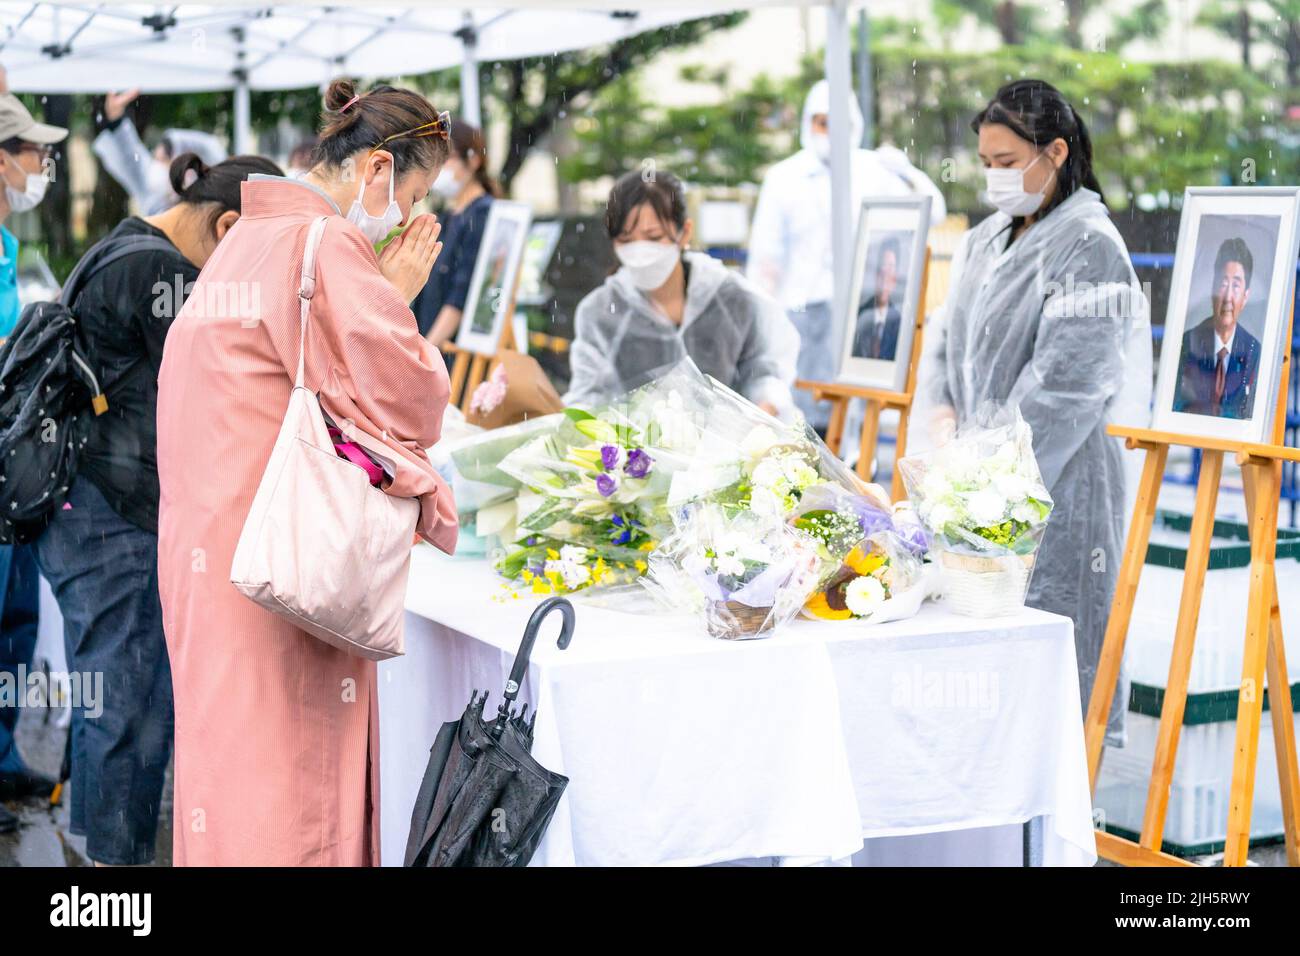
[{"left": 404, "top": 596, "right": 575, "bottom": 867}]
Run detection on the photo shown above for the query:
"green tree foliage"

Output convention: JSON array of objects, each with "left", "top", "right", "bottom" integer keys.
[{"left": 563, "top": 32, "right": 1282, "bottom": 215}]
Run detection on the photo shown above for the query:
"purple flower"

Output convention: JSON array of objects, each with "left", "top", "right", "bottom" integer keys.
[
  {"left": 600, "top": 444, "right": 621, "bottom": 471},
  {"left": 595, "top": 473, "right": 618, "bottom": 497},
  {"left": 624, "top": 448, "right": 654, "bottom": 479}
]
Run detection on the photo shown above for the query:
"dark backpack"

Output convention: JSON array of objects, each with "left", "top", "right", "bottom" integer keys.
[{"left": 0, "top": 234, "right": 175, "bottom": 543}]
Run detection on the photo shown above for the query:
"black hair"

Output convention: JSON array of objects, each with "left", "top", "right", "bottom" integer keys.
[
  {"left": 1214, "top": 237, "right": 1254, "bottom": 288},
  {"left": 169, "top": 152, "right": 283, "bottom": 233},
  {"left": 0, "top": 136, "right": 26, "bottom": 153},
  {"left": 604, "top": 169, "right": 687, "bottom": 239},
  {"left": 312, "top": 78, "right": 449, "bottom": 176},
  {"left": 972, "top": 79, "right": 1104, "bottom": 226}
]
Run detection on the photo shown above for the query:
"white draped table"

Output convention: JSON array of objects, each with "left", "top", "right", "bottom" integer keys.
[{"left": 378, "top": 547, "right": 1098, "bottom": 867}]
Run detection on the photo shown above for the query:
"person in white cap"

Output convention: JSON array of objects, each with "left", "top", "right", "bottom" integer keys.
[
  {"left": 747, "top": 79, "right": 945, "bottom": 431},
  {"left": 0, "top": 68, "right": 67, "bottom": 837}
]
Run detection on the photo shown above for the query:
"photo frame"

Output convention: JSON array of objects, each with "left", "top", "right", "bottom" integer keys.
[
  {"left": 516, "top": 220, "right": 564, "bottom": 307},
  {"left": 455, "top": 200, "right": 533, "bottom": 356},
  {"left": 837, "top": 195, "right": 931, "bottom": 393},
  {"left": 1152, "top": 187, "right": 1300, "bottom": 443}
]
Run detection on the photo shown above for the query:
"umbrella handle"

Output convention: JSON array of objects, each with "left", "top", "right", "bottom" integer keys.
[{"left": 499, "top": 596, "right": 574, "bottom": 715}]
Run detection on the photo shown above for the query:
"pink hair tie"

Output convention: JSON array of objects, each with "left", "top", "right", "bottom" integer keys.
[{"left": 339, "top": 94, "right": 361, "bottom": 113}]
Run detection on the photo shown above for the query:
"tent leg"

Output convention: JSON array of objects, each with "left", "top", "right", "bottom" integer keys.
[
  {"left": 458, "top": 12, "right": 482, "bottom": 128},
  {"left": 232, "top": 25, "right": 252, "bottom": 154},
  {"left": 824, "top": 0, "right": 854, "bottom": 361}
]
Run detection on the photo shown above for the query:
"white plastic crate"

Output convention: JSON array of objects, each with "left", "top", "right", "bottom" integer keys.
[
  {"left": 1126, "top": 519, "right": 1300, "bottom": 693},
  {"left": 1094, "top": 706, "right": 1293, "bottom": 854}
]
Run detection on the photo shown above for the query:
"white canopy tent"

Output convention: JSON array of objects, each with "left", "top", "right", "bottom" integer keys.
[
  {"left": 0, "top": 0, "right": 860, "bottom": 353},
  {"left": 0, "top": 4, "right": 721, "bottom": 129}
]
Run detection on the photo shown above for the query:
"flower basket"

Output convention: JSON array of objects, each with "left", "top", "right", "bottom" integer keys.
[
  {"left": 706, "top": 600, "right": 776, "bottom": 640},
  {"left": 936, "top": 549, "right": 1036, "bottom": 618}
]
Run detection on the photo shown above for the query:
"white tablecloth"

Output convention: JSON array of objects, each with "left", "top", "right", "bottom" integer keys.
[{"left": 379, "top": 547, "right": 1098, "bottom": 867}]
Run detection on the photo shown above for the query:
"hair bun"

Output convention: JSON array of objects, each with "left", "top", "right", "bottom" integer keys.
[
  {"left": 324, "top": 77, "right": 358, "bottom": 113},
  {"left": 168, "top": 152, "right": 209, "bottom": 197}
]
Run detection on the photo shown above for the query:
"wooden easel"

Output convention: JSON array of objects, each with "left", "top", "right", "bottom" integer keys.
[
  {"left": 797, "top": 248, "right": 930, "bottom": 501},
  {"left": 1085, "top": 300, "right": 1300, "bottom": 867},
  {"left": 444, "top": 265, "right": 526, "bottom": 413}
]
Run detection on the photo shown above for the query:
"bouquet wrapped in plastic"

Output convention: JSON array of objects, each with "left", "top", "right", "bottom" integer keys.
[
  {"left": 433, "top": 413, "right": 564, "bottom": 557},
  {"left": 644, "top": 503, "right": 822, "bottom": 640},
  {"left": 898, "top": 405, "right": 1053, "bottom": 617},
  {"left": 791, "top": 483, "right": 928, "bottom": 624},
  {"left": 488, "top": 363, "right": 712, "bottom": 595}
]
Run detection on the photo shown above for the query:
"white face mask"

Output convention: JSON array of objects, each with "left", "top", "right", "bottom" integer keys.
[
  {"left": 4, "top": 162, "right": 48, "bottom": 213},
  {"left": 347, "top": 163, "right": 403, "bottom": 245},
  {"left": 432, "top": 166, "right": 463, "bottom": 199},
  {"left": 983, "top": 153, "right": 1052, "bottom": 217},
  {"left": 809, "top": 131, "right": 831, "bottom": 164},
  {"left": 615, "top": 240, "right": 681, "bottom": 291}
]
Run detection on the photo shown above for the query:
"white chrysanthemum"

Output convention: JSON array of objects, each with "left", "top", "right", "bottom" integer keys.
[
  {"left": 966, "top": 488, "right": 1008, "bottom": 527},
  {"left": 741, "top": 425, "right": 785, "bottom": 460},
  {"left": 783, "top": 459, "right": 820, "bottom": 489},
  {"left": 1011, "top": 500, "right": 1040, "bottom": 525},
  {"left": 545, "top": 553, "right": 591, "bottom": 590},
  {"left": 751, "top": 456, "right": 786, "bottom": 490},
  {"left": 926, "top": 501, "right": 957, "bottom": 531},
  {"left": 715, "top": 554, "right": 745, "bottom": 578},
  {"left": 560, "top": 545, "right": 589, "bottom": 565},
  {"left": 993, "top": 471, "right": 1031, "bottom": 502},
  {"left": 845, "top": 575, "right": 887, "bottom": 616},
  {"left": 748, "top": 486, "right": 785, "bottom": 517}
]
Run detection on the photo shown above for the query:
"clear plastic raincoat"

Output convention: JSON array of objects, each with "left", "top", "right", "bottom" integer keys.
[
  {"left": 564, "top": 250, "right": 800, "bottom": 418},
  {"left": 915, "top": 187, "right": 1153, "bottom": 743}
]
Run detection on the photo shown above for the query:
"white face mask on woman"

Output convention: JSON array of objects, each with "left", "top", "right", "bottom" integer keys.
[
  {"left": 431, "top": 166, "right": 463, "bottom": 199},
  {"left": 3, "top": 161, "right": 48, "bottom": 213},
  {"left": 615, "top": 240, "right": 681, "bottom": 291},
  {"left": 347, "top": 162, "right": 402, "bottom": 244},
  {"left": 983, "top": 153, "right": 1053, "bottom": 217}
]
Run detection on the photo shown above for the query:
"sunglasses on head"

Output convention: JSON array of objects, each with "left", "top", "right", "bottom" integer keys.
[{"left": 374, "top": 111, "right": 451, "bottom": 152}]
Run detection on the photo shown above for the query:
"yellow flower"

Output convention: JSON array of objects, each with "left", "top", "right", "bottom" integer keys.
[
  {"left": 531, "top": 578, "right": 552, "bottom": 595},
  {"left": 634, "top": 559, "right": 647, "bottom": 573},
  {"left": 546, "top": 548, "right": 560, "bottom": 560},
  {"left": 844, "top": 545, "right": 885, "bottom": 576},
  {"left": 639, "top": 541, "right": 655, "bottom": 552},
  {"left": 805, "top": 591, "right": 852, "bottom": 621},
  {"left": 521, "top": 569, "right": 534, "bottom": 583}
]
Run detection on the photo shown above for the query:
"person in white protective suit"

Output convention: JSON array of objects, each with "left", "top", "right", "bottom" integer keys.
[
  {"left": 94, "top": 88, "right": 228, "bottom": 215},
  {"left": 747, "top": 79, "right": 946, "bottom": 430},
  {"left": 913, "top": 79, "right": 1153, "bottom": 745},
  {"left": 565, "top": 169, "right": 799, "bottom": 419}
]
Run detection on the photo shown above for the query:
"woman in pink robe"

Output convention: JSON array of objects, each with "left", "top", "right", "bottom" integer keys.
[{"left": 156, "top": 80, "right": 457, "bottom": 865}]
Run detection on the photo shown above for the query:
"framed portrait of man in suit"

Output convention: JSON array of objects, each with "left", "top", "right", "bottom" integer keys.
[
  {"left": 1153, "top": 188, "right": 1300, "bottom": 443},
  {"left": 838, "top": 195, "right": 931, "bottom": 392},
  {"left": 455, "top": 200, "right": 533, "bottom": 356}
]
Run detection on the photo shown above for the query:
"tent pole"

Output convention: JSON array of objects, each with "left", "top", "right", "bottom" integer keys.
[
  {"left": 457, "top": 12, "right": 482, "bottom": 128},
  {"left": 232, "top": 25, "right": 252, "bottom": 154},
  {"left": 857, "top": 8, "right": 873, "bottom": 148},
  {"left": 825, "top": 0, "right": 854, "bottom": 362}
]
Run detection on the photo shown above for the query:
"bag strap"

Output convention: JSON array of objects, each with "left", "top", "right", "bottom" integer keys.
[
  {"left": 296, "top": 216, "right": 330, "bottom": 389},
  {"left": 59, "top": 234, "right": 178, "bottom": 308}
]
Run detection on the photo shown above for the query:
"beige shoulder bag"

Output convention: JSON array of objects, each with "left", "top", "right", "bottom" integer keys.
[{"left": 230, "top": 216, "right": 420, "bottom": 661}]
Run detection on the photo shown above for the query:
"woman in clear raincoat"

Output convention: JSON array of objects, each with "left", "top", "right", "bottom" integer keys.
[
  {"left": 915, "top": 80, "right": 1153, "bottom": 744},
  {"left": 565, "top": 169, "right": 800, "bottom": 419}
]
